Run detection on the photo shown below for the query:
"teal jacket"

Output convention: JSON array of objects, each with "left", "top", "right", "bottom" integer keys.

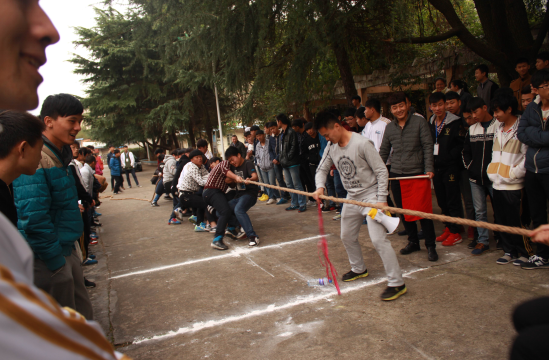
[{"left": 13, "top": 139, "right": 83, "bottom": 271}]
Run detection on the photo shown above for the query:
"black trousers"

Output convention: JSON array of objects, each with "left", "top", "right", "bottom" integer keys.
[
  {"left": 164, "top": 181, "right": 173, "bottom": 196},
  {"left": 124, "top": 168, "right": 139, "bottom": 186},
  {"left": 493, "top": 189, "right": 533, "bottom": 258},
  {"left": 525, "top": 171, "right": 549, "bottom": 259},
  {"left": 180, "top": 192, "right": 213, "bottom": 225},
  {"left": 300, "top": 162, "right": 315, "bottom": 200},
  {"left": 433, "top": 166, "right": 462, "bottom": 234},
  {"left": 511, "top": 297, "right": 549, "bottom": 360},
  {"left": 390, "top": 172, "right": 436, "bottom": 248},
  {"left": 203, "top": 189, "right": 234, "bottom": 238},
  {"left": 113, "top": 175, "right": 123, "bottom": 193}
]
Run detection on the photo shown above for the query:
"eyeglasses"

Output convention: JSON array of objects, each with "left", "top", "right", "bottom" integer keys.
[{"left": 537, "top": 85, "right": 549, "bottom": 90}]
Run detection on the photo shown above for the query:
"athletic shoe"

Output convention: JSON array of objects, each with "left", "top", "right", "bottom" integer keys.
[
  {"left": 137, "top": 185, "right": 142, "bottom": 188},
  {"left": 188, "top": 215, "right": 197, "bottom": 224},
  {"left": 513, "top": 257, "right": 529, "bottom": 266},
  {"left": 259, "top": 194, "right": 269, "bottom": 201},
  {"left": 204, "top": 224, "right": 212, "bottom": 232},
  {"left": 209, "top": 226, "right": 217, "bottom": 234},
  {"left": 336, "top": 209, "right": 341, "bottom": 214},
  {"left": 307, "top": 200, "right": 317, "bottom": 207},
  {"left": 496, "top": 253, "right": 515, "bottom": 265},
  {"left": 194, "top": 223, "right": 208, "bottom": 232},
  {"left": 113, "top": 192, "right": 119, "bottom": 195},
  {"left": 266, "top": 199, "right": 276, "bottom": 205},
  {"left": 471, "top": 243, "right": 489, "bottom": 255},
  {"left": 249, "top": 236, "right": 260, "bottom": 247},
  {"left": 93, "top": 212, "right": 102, "bottom": 217},
  {"left": 467, "top": 240, "right": 478, "bottom": 249},
  {"left": 168, "top": 218, "right": 181, "bottom": 225},
  {"left": 90, "top": 240, "right": 98, "bottom": 245},
  {"left": 332, "top": 214, "right": 341, "bottom": 221},
  {"left": 95, "top": 206, "right": 100, "bottom": 209},
  {"left": 322, "top": 205, "right": 336, "bottom": 212},
  {"left": 276, "top": 198, "right": 288, "bottom": 205},
  {"left": 85, "top": 279, "right": 96, "bottom": 289},
  {"left": 89, "top": 254, "right": 96, "bottom": 259},
  {"left": 398, "top": 230, "right": 408, "bottom": 236},
  {"left": 381, "top": 285, "right": 407, "bottom": 301},
  {"left": 129, "top": 185, "right": 132, "bottom": 188},
  {"left": 442, "top": 233, "right": 462, "bottom": 246},
  {"left": 93, "top": 221, "right": 102, "bottom": 227},
  {"left": 342, "top": 269, "right": 369, "bottom": 282},
  {"left": 175, "top": 208, "right": 184, "bottom": 221},
  {"left": 521, "top": 255, "right": 549, "bottom": 270},
  {"left": 151, "top": 202, "right": 159, "bottom": 207},
  {"left": 436, "top": 227, "right": 451, "bottom": 242},
  {"left": 400, "top": 242, "right": 420, "bottom": 255},
  {"left": 428, "top": 247, "right": 438, "bottom": 261},
  {"left": 83, "top": 258, "right": 98, "bottom": 266},
  {"left": 285, "top": 205, "right": 299, "bottom": 211},
  {"left": 236, "top": 230, "right": 247, "bottom": 239},
  {"left": 225, "top": 228, "right": 238, "bottom": 239},
  {"left": 298, "top": 206, "right": 307, "bottom": 213},
  {"left": 90, "top": 234, "right": 98, "bottom": 240},
  {"left": 211, "top": 237, "right": 228, "bottom": 250},
  {"left": 467, "top": 226, "right": 475, "bottom": 240}
]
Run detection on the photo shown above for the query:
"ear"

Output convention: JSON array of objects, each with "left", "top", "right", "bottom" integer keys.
[
  {"left": 17, "top": 141, "right": 28, "bottom": 158},
  {"left": 43, "top": 116, "right": 54, "bottom": 129}
]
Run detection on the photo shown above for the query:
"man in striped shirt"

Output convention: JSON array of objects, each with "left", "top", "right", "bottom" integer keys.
[{"left": 202, "top": 152, "right": 243, "bottom": 250}]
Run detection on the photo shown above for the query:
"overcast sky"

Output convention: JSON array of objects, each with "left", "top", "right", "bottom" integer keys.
[{"left": 31, "top": 0, "right": 126, "bottom": 115}]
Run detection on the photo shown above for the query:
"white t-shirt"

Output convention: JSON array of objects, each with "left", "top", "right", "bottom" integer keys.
[
  {"left": 542, "top": 109, "right": 549, "bottom": 122},
  {"left": 361, "top": 116, "right": 392, "bottom": 165}
]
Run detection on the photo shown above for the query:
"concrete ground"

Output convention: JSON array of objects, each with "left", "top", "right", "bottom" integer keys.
[{"left": 85, "top": 166, "right": 548, "bottom": 360}]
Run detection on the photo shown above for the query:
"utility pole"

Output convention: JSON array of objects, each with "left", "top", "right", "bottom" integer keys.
[{"left": 213, "top": 63, "right": 225, "bottom": 159}]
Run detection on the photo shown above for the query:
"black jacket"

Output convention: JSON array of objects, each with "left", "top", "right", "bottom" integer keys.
[
  {"left": 517, "top": 98, "right": 549, "bottom": 174},
  {"left": 231, "top": 141, "right": 247, "bottom": 158},
  {"left": 280, "top": 127, "right": 300, "bottom": 168},
  {"left": 429, "top": 112, "right": 466, "bottom": 169},
  {"left": 303, "top": 133, "right": 321, "bottom": 166},
  {"left": 462, "top": 118, "right": 499, "bottom": 185},
  {"left": 0, "top": 179, "right": 17, "bottom": 226}
]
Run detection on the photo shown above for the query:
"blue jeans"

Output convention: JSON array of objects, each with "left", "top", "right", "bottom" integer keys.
[
  {"left": 333, "top": 169, "right": 347, "bottom": 211},
  {"left": 258, "top": 168, "right": 280, "bottom": 199},
  {"left": 470, "top": 181, "right": 493, "bottom": 246},
  {"left": 273, "top": 164, "right": 288, "bottom": 199},
  {"left": 283, "top": 166, "right": 306, "bottom": 207},
  {"left": 228, "top": 194, "right": 258, "bottom": 238},
  {"left": 325, "top": 173, "right": 336, "bottom": 207}
]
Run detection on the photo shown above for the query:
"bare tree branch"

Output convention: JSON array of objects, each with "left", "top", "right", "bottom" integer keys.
[{"left": 387, "top": 27, "right": 462, "bottom": 44}]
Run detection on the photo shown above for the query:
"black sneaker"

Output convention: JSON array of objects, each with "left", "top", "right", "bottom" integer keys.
[
  {"left": 85, "top": 279, "right": 96, "bottom": 288},
  {"left": 400, "top": 242, "right": 420, "bottom": 255},
  {"left": 211, "top": 238, "right": 228, "bottom": 250},
  {"left": 521, "top": 255, "right": 549, "bottom": 270},
  {"left": 381, "top": 285, "right": 407, "bottom": 301},
  {"left": 467, "top": 239, "right": 478, "bottom": 249},
  {"left": 342, "top": 269, "right": 369, "bottom": 282},
  {"left": 427, "top": 247, "right": 438, "bottom": 261},
  {"left": 225, "top": 228, "right": 238, "bottom": 239},
  {"left": 249, "top": 236, "right": 260, "bottom": 247},
  {"left": 151, "top": 202, "right": 159, "bottom": 207}
]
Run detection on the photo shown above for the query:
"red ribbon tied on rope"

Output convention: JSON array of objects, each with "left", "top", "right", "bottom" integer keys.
[{"left": 317, "top": 203, "right": 341, "bottom": 295}]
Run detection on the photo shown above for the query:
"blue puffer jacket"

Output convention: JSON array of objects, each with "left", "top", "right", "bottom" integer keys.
[
  {"left": 109, "top": 156, "right": 121, "bottom": 176},
  {"left": 13, "top": 140, "right": 83, "bottom": 271},
  {"left": 517, "top": 97, "right": 549, "bottom": 174}
]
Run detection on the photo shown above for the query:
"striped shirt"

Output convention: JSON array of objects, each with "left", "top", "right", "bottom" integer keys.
[
  {"left": 204, "top": 160, "right": 231, "bottom": 192},
  {"left": 0, "top": 213, "right": 130, "bottom": 360}
]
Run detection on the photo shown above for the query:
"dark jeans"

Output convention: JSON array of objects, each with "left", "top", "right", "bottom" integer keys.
[
  {"left": 203, "top": 188, "right": 233, "bottom": 239},
  {"left": 333, "top": 169, "right": 347, "bottom": 211},
  {"left": 124, "top": 168, "right": 139, "bottom": 186},
  {"left": 433, "top": 166, "right": 462, "bottom": 234},
  {"left": 493, "top": 189, "right": 533, "bottom": 258},
  {"left": 113, "top": 175, "right": 123, "bottom": 193},
  {"left": 273, "top": 163, "right": 289, "bottom": 199},
  {"left": 511, "top": 297, "right": 549, "bottom": 360},
  {"left": 180, "top": 192, "right": 212, "bottom": 225},
  {"left": 228, "top": 194, "right": 258, "bottom": 238},
  {"left": 525, "top": 171, "right": 549, "bottom": 259},
  {"left": 300, "top": 162, "right": 315, "bottom": 200},
  {"left": 459, "top": 168, "right": 475, "bottom": 221},
  {"left": 325, "top": 172, "right": 336, "bottom": 207},
  {"left": 390, "top": 172, "right": 436, "bottom": 248}
]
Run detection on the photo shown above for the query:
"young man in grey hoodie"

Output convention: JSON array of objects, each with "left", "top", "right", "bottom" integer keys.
[
  {"left": 162, "top": 149, "right": 179, "bottom": 199},
  {"left": 313, "top": 111, "right": 406, "bottom": 301}
]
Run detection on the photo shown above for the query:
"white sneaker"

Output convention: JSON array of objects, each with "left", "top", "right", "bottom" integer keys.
[
  {"left": 266, "top": 198, "right": 276, "bottom": 205},
  {"left": 236, "top": 230, "right": 247, "bottom": 239}
]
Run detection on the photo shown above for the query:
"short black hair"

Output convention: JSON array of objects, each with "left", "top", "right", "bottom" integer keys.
[
  {"left": 304, "top": 122, "right": 313, "bottom": 131},
  {"left": 154, "top": 148, "right": 164, "bottom": 155},
  {"left": 344, "top": 107, "right": 356, "bottom": 118},
  {"left": 387, "top": 92, "right": 407, "bottom": 106},
  {"left": 492, "top": 93, "right": 519, "bottom": 115},
  {"left": 250, "top": 125, "right": 260, "bottom": 131},
  {"left": 255, "top": 129, "right": 265, "bottom": 135},
  {"left": 85, "top": 155, "right": 96, "bottom": 165},
  {"left": 196, "top": 139, "right": 208, "bottom": 148},
  {"left": 351, "top": 95, "right": 361, "bottom": 102},
  {"left": 86, "top": 145, "right": 94, "bottom": 150},
  {"left": 266, "top": 121, "right": 276, "bottom": 128},
  {"left": 244, "top": 131, "right": 251, "bottom": 137},
  {"left": 170, "top": 149, "right": 178, "bottom": 156},
  {"left": 224, "top": 146, "right": 241, "bottom": 159},
  {"left": 123, "top": 145, "right": 128, "bottom": 148},
  {"left": 73, "top": 140, "right": 81, "bottom": 149},
  {"left": 532, "top": 69, "right": 549, "bottom": 88},
  {"left": 450, "top": 79, "right": 467, "bottom": 90},
  {"left": 429, "top": 92, "right": 446, "bottom": 104},
  {"left": 466, "top": 97, "right": 486, "bottom": 112},
  {"left": 78, "top": 147, "right": 91, "bottom": 157},
  {"left": 114, "top": 149, "right": 120, "bottom": 154},
  {"left": 231, "top": 134, "right": 238, "bottom": 138},
  {"left": 521, "top": 85, "right": 532, "bottom": 95},
  {"left": 157, "top": 154, "right": 165, "bottom": 162},
  {"left": 515, "top": 57, "right": 530, "bottom": 67},
  {"left": 0, "top": 110, "right": 45, "bottom": 159},
  {"left": 536, "top": 52, "right": 549, "bottom": 62},
  {"left": 210, "top": 156, "right": 221, "bottom": 163},
  {"left": 434, "top": 77, "right": 446, "bottom": 85},
  {"left": 474, "top": 64, "right": 489, "bottom": 76},
  {"left": 314, "top": 111, "right": 340, "bottom": 130},
  {"left": 291, "top": 118, "right": 304, "bottom": 128},
  {"left": 276, "top": 113, "right": 291, "bottom": 126},
  {"left": 40, "top": 94, "right": 83, "bottom": 120},
  {"left": 445, "top": 91, "right": 461, "bottom": 101},
  {"left": 355, "top": 107, "right": 366, "bottom": 119},
  {"left": 178, "top": 149, "right": 187, "bottom": 156},
  {"left": 364, "top": 99, "right": 381, "bottom": 113}
]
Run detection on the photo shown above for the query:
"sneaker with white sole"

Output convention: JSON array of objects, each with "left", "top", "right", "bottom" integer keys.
[
  {"left": 236, "top": 230, "right": 247, "bottom": 239},
  {"left": 521, "top": 255, "right": 549, "bottom": 270},
  {"left": 194, "top": 223, "right": 208, "bottom": 232},
  {"left": 209, "top": 226, "right": 217, "bottom": 234},
  {"left": 249, "top": 236, "right": 260, "bottom": 247},
  {"left": 513, "top": 256, "right": 529, "bottom": 266},
  {"left": 333, "top": 214, "right": 341, "bottom": 221},
  {"left": 266, "top": 198, "right": 276, "bottom": 205},
  {"left": 496, "top": 253, "right": 515, "bottom": 265}
]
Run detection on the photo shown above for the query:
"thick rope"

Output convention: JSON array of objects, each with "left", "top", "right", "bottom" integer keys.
[{"left": 246, "top": 180, "right": 532, "bottom": 237}]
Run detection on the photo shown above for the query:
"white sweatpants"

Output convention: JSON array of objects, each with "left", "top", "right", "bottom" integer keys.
[{"left": 340, "top": 195, "right": 404, "bottom": 287}]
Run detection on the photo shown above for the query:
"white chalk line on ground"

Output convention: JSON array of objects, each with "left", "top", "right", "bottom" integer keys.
[
  {"left": 110, "top": 234, "right": 330, "bottom": 279},
  {"left": 133, "top": 267, "right": 429, "bottom": 344}
]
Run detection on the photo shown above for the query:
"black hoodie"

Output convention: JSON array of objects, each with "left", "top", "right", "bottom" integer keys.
[{"left": 429, "top": 111, "right": 466, "bottom": 169}]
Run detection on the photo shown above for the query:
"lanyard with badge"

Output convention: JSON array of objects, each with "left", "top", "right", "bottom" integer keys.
[{"left": 434, "top": 115, "right": 446, "bottom": 155}]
